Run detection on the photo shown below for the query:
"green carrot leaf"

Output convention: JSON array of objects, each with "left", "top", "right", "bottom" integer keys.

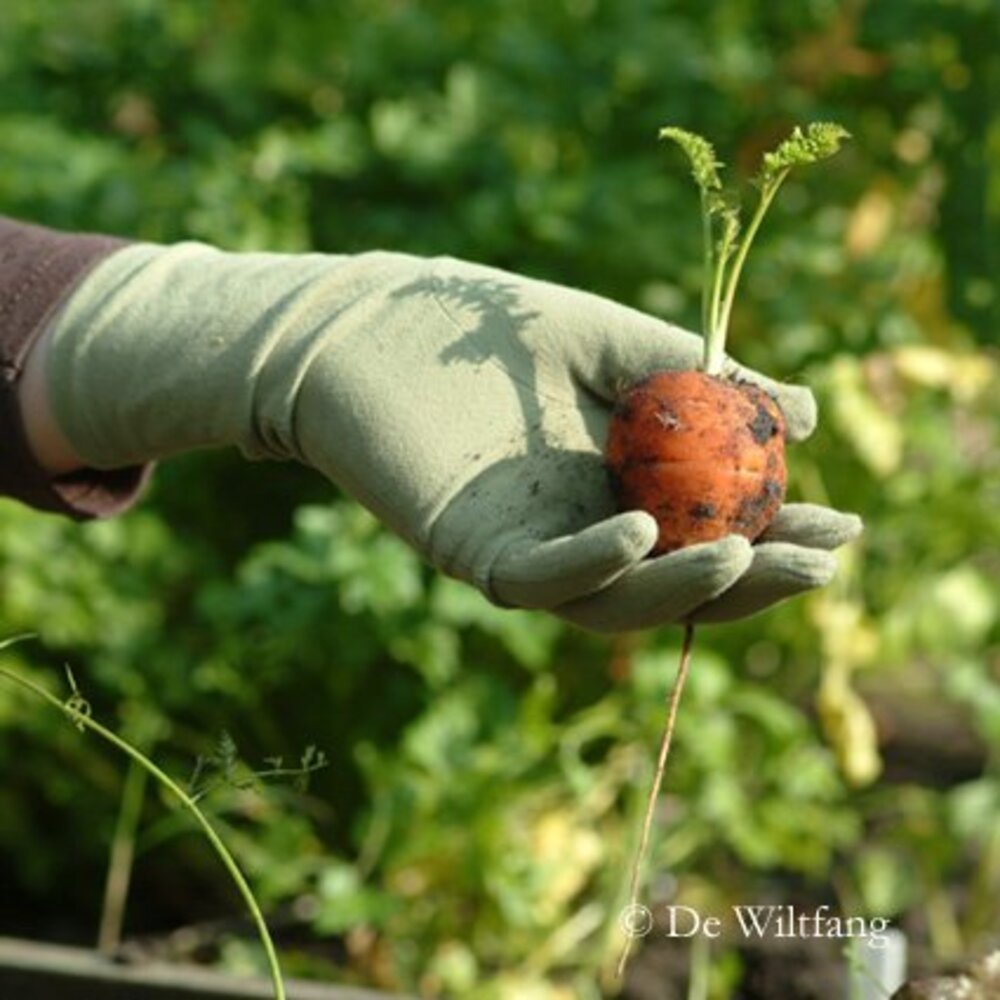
[
  {"left": 757, "top": 122, "right": 851, "bottom": 187},
  {"left": 656, "top": 121, "right": 848, "bottom": 375},
  {"left": 658, "top": 126, "right": 724, "bottom": 195}
]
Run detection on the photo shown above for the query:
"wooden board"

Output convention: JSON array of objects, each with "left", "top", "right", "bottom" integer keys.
[{"left": 0, "top": 937, "right": 406, "bottom": 1000}]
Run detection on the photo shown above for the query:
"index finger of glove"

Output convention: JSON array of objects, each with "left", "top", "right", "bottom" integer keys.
[{"left": 563, "top": 300, "right": 817, "bottom": 442}]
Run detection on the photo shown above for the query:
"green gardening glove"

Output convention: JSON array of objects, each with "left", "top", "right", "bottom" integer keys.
[{"left": 45, "top": 243, "right": 861, "bottom": 632}]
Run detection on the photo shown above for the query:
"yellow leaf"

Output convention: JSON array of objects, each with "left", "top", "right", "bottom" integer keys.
[
  {"left": 846, "top": 187, "right": 894, "bottom": 258},
  {"left": 892, "top": 345, "right": 996, "bottom": 403},
  {"left": 828, "top": 356, "right": 903, "bottom": 477}
]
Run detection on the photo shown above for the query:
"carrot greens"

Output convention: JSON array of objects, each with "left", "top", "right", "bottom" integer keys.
[{"left": 659, "top": 122, "right": 850, "bottom": 375}]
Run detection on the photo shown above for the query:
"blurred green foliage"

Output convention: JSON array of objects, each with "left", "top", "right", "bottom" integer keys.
[{"left": 0, "top": 1, "right": 997, "bottom": 997}]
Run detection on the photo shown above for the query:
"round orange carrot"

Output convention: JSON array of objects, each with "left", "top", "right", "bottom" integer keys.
[{"left": 606, "top": 370, "right": 786, "bottom": 553}]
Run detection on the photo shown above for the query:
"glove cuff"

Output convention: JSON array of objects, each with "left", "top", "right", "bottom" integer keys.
[
  {"left": 0, "top": 216, "right": 151, "bottom": 518},
  {"left": 44, "top": 240, "right": 359, "bottom": 468}
]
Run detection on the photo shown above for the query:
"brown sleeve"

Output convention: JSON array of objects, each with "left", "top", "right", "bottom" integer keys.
[{"left": 0, "top": 216, "right": 153, "bottom": 520}]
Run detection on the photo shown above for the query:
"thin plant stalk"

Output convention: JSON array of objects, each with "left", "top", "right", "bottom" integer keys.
[
  {"left": 0, "top": 663, "right": 286, "bottom": 1000},
  {"left": 616, "top": 623, "right": 696, "bottom": 978},
  {"left": 710, "top": 168, "right": 791, "bottom": 367},
  {"left": 705, "top": 213, "right": 739, "bottom": 373},
  {"left": 98, "top": 756, "right": 148, "bottom": 954},
  {"left": 700, "top": 191, "right": 714, "bottom": 352}
]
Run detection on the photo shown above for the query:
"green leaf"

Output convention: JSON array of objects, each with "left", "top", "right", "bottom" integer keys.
[
  {"left": 658, "top": 126, "right": 724, "bottom": 194},
  {"left": 757, "top": 122, "right": 851, "bottom": 186}
]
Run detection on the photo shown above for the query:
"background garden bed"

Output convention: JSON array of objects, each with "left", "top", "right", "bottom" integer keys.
[{"left": 0, "top": 1, "right": 995, "bottom": 996}]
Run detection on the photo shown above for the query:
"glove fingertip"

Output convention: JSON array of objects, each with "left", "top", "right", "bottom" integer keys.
[
  {"left": 775, "top": 383, "right": 817, "bottom": 441},
  {"left": 836, "top": 511, "right": 864, "bottom": 545},
  {"left": 765, "top": 543, "right": 838, "bottom": 587},
  {"left": 609, "top": 510, "right": 660, "bottom": 559},
  {"left": 801, "top": 549, "right": 838, "bottom": 587},
  {"left": 685, "top": 544, "right": 838, "bottom": 624},
  {"left": 687, "top": 532, "right": 754, "bottom": 571},
  {"left": 759, "top": 505, "right": 864, "bottom": 549},
  {"left": 654, "top": 533, "right": 754, "bottom": 599}
]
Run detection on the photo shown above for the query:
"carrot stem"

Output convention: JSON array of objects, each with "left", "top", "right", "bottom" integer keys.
[
  {"left": 616, "top": 622, "right": 696, "bottom": 979},
  {"left": 710, "top": 167, "right": 790, "bottom": 372},
  {"left": 700, "top": 191, "right": 714, "bottom": 361},
  {"left": 705, "top": 214, "right": 738, "bottom": 373}
]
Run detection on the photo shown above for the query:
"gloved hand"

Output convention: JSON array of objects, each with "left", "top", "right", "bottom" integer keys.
[{"left": 45, "top": 243, "right": 861, "bottom": 632}]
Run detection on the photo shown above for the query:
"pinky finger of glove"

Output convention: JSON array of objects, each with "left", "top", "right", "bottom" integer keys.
[
  {"left": 489, "top": 510, "right": 658, "bottom": 609},
  {"left": 553, "top": 534, "right": 753, "bottom": 633},
  {"left": 687, "top": 541, "right": 837, "bottom": 624},
  {"left": 758, "top": 504, "right": 863, "bottom": 550}
]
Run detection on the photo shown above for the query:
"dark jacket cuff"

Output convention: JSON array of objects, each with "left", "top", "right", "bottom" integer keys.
[{"left": 0, "top": 215, "right": 153, "bottom": 519}]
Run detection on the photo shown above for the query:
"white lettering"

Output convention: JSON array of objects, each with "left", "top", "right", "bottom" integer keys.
[
  {"left": 664, "top": 905, "right": 702, "bottom": 938},
  {"left": 729, "top": 904, "right": 891, "bottom": 946},
  {"left": 733, "top": 905, "right": 776, "bottom": 938},
  {"left": 867, "top": 917, "right": 889, "bottom": 950}
]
